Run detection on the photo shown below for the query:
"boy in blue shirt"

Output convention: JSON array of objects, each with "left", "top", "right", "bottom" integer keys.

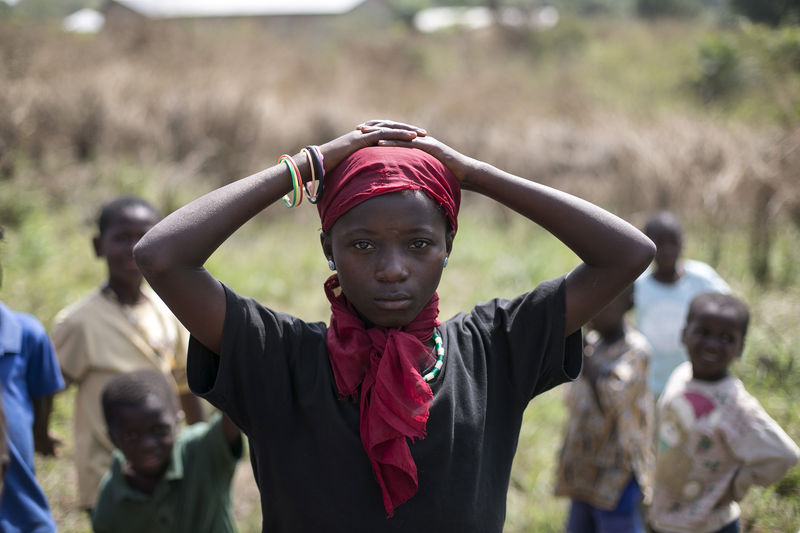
[
  {"left": 0, "top": 227, "right": 65, "bottom": 532},
  {"left": 92, "top": 369, "right": 242, "bottom": 533}
]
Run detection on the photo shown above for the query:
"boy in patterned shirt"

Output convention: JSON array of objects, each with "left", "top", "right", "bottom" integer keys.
[
  {"left": 649, "top": 292, "right": 799, "bottom": 533},
  {"left": 555, "top": 284, "right": 654, "bottom": 532}
]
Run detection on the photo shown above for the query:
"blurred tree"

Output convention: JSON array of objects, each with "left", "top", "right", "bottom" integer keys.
[{"left": 730, "top": 0, "right": 800, "bottom": 26}]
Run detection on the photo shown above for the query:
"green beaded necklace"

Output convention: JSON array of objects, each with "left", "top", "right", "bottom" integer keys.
[{"left": 422, "top": 330, "right": 445, "bottom": 382}]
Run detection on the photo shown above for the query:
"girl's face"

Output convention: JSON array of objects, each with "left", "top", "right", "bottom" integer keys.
[{"left": 323, "top": 190, "right": 453, "bottom": 328}]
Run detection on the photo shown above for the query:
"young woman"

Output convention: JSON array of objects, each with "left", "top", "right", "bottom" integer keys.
[{"left": 134, "top": 120, "right": 655, "bottom": 532}]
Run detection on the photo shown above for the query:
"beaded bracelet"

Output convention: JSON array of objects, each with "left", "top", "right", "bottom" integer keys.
[
  {"left": 305, "top": 145, "right": 325, "bottom": 204},
  {"left": 279, "top": 154, "right": 303, "bottom": 208},
  {"left": 300, "top": 148, "right": 317, "bottom": 202}
]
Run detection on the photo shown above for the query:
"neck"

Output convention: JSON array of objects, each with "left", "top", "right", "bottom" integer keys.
[
  {"left": 104, "top": 280, "right": 143, "bottom": 306},
  {"left": 653, "top": 263, "right": 683, "bottom": 284},
  {"left": 599, "top": 326, "right": 625, "bottom": 345},
  {"left": 123, "top": 466, "right": 162, "bottom": 495}
]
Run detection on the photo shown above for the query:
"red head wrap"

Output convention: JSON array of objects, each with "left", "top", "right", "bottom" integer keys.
[
  {"left": 319, "top": 146, "right": 460, "bottom": 516},
  {"left": 317, "top": 146, "right": 460, "bottom": 234}
]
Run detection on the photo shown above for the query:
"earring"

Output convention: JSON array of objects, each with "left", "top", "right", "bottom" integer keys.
[
  {"left": 443, "top": 256, "right": 449, "bottom": 268},
  {"left": 328, "top": 259, "right": 336, "bottom": 271}
]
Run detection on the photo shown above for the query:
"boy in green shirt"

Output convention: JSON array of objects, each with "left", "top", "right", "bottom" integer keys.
[{"left": 92, "top": 369, "right": 241, "bottom": 533}]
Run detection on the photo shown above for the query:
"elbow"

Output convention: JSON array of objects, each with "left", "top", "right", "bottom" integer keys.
[
  {"left": 632, "top": 234, "right": 657, "bottom": 275},
  {"left": 133, "top": 234, "right": 166, "bottom": 282}
]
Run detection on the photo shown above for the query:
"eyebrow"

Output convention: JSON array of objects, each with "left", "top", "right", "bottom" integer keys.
[{"left": 339, "top": 225, "right": 440, "bottom": 238}]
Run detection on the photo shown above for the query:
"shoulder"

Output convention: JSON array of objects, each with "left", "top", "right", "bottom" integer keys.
[
  {"left": 658, "top": 362, "right": 693, "bottom": 406},
  {"left": 177, "top": 414, "right": 239, "bottom": 464},
  {"left": 682, "top": 259, "right": 728, "bottom": 287},
  {"left": 221, "top": 282, "right": 321, "bottom": 336},
  {"left": 624, "top": 328, "right": 651, "bottom": 356},
  {"left": 10, "top": 309, "right": 47, "bottom": 337},
  {"left": 53, "top": 288, "right": 106, "bottom": 326}
]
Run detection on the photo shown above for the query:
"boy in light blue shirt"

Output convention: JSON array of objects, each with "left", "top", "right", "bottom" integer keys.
[{"left": 634, "top": 211, "right": 729, "bottom": 397}]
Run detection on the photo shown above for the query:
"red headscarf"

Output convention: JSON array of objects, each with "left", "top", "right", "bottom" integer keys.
[{"left": 318, "top": 146, "right": 460, "bottom": 516}]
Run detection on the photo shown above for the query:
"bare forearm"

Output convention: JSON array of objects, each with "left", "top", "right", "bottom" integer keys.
[
  {"left": 32, "top": 394, "right": 57, "bottom": 456},
  {"left": 180, "top": 392, "right": 206, "bottom": 425}
]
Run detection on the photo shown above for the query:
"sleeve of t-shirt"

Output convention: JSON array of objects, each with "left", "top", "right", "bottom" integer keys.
[
  {"left": 20, "top": 313, "right": 65, "bottom": 398},
  {"left": 692, "top": 260, "right": 731, "bottom": 294},
  {"left": 725, "top": 392, "right": 800, "bottom": 499},
  {"left": 183, "top": 413, "right": 242, "bottom": 483},
  {"left": 187, "top": 282, "right": 326, "bottom": 435},
  {"left": 51, "top": 310, "right": 90, "bottom": 383},
  {"left": 458, "top": 276, "right": 582, "bottom": 404}
]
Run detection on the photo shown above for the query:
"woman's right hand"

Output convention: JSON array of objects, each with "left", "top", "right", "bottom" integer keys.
[{"left": 319, "top": 119, "right": 428, "bottom": 173}]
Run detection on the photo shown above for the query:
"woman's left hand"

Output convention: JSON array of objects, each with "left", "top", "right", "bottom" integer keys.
[{"left": 362, "top": 121, "right": 481, "bottom": 187}]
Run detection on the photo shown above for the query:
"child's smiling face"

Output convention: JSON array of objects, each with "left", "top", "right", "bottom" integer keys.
[
  {"left": 682, "top": 302, "right": 745, "bottom": 382},
  {"left": 323, "top": 190, "right": 453, "bottom": 328},
  {"left": 109, "top": 392, "right": 177, "bottom": 483}
]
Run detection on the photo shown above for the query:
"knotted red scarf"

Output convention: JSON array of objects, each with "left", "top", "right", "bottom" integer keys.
[
  {"left": 318, "top": 146, "right": 460, "bottom": 516},
  {"left": 325, "top": 276, "right": 439, "bottom": 515}
]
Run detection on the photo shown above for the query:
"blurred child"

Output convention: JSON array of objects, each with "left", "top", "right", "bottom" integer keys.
[
  {"left": 634, "top": 211, "right": 729, "bottom": 397},
  {"left": 555, "top": 285, "right": 654, "bottom": 532},
  {"left": 0, "top": 227, "right": 65, "bottom": 532},
  {"left": 92, "top": 369, "right": 241, "bottom": 533},
  {"left": 649, "top": 292, "right": 800, "bottom": 533},
  {"left": 51, "top": 196, "right": 205, "bottom": 510}
]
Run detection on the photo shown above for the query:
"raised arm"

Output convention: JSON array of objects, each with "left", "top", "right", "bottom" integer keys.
[
  {"left": 134, "top": 124, "right": 425, "bottom": 354},
  {"left": 367, "top": 122, "right": 655, "bottom": 335}
]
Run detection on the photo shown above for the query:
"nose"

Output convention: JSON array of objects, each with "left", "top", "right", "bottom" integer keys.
[
  {"left": 374, "top": 247, "right": 409, "bottom": 282},
  {"left": 137, "top": 432, "right": 162, "bottom": 452}
]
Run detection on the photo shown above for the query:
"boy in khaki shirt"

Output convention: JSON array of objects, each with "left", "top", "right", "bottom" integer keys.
[{"left": 51, "top": 196, "right": 203, "bottom": 510}]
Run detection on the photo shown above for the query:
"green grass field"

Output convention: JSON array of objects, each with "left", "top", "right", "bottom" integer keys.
[{"left": 1, "top": 205, "right": 796, "bottom": 532}]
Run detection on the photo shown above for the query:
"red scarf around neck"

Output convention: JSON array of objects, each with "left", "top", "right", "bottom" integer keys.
[{"left": 324, "top": 275, "right": 440, "bottom": 516}]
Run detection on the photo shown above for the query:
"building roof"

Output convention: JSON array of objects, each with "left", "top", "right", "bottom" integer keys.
[
  {"left": 107, "top": 0, "right": 368, "bottom": 19},
  {"left": 63, "top": 8, "right": 105, "bottom": 33}
]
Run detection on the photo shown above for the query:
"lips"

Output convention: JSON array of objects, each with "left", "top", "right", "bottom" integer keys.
[
  {"left": 135, "top": 451, "right": 167, "bottom": 471},
  {"left": 373, "top": 294, "right": 413, "bottom": 310}
]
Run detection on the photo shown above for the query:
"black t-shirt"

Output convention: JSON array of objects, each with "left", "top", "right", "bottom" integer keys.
[{"left": 188, "top": 277, "right": 582, "bottom": 533}]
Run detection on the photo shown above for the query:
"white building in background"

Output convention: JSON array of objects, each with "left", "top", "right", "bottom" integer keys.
[
  {"left": 91, "top": 0, "right": 392, "bottom": 33},
  {"left": 102, "top": 0, "right": 372, "bottom": 19},
  {"left": 414, "top": 5, "right": 559, "bottom": 33},
  {"left": 63, "top": 8, "right": 106, "bottom": 33}
]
